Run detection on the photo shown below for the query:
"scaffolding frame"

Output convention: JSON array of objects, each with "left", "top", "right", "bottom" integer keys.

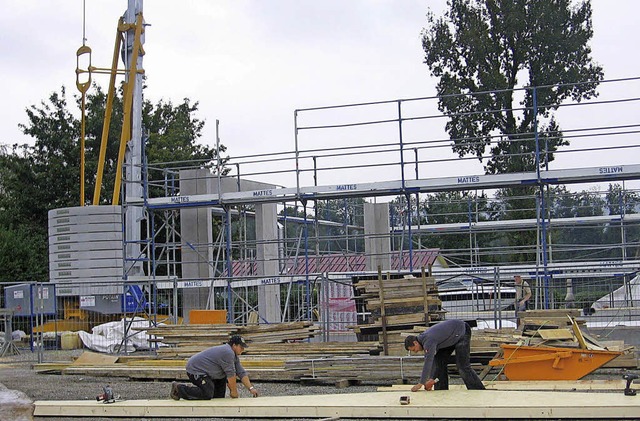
[{"left": 121, "top": 77, "right": 640, "bottom": 325}]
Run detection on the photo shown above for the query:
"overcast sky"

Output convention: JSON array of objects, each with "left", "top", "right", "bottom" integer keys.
[{"left": 1, "top": 0, "right": 638, "bottom": 190}]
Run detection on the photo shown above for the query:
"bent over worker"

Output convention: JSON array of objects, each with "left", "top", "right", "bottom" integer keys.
[
  {"left": 170, "top": 335, "right": 259, "bottom": 400},
  {"left": 404, "top": 319, "right": 485, "bottom": 392}
]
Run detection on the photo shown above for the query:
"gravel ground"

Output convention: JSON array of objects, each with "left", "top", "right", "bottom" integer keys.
[
  {"left": 0, "top": 348, "right": 382, "bottom": 421},
  {"left": 0, "top": 347, "right": 632, "bottom": 421}
]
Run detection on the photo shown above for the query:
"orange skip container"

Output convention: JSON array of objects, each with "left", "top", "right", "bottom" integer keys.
[{"left": 489, "top": 344, "right": 622, "bottom": 381}]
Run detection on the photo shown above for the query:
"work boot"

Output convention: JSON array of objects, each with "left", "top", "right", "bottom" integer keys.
[{"left": 170, "top": 382, "right": 181, "bottom": 400}]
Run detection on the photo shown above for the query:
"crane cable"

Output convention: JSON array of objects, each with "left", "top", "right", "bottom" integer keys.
[{"left": 75, "top": 0, "right": 92, "bottom": 206}]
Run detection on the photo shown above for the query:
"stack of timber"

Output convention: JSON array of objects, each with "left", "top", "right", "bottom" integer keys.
[
  {"left": 135, "top": 321, "right": 323, "bottom": 358},
  {"left": 277, "top": 327, "right": 521, "bottom": 384},
  {"left": 36, "top": 351, "right": 299, "bottom": 382},
  {"left": 350, "top": 270, "right": 444, "bottom": 355},
  {"left": 285, "top": 355, "right": 487, "bottom": 384},
  {"left": 242, "top": 341, "right": 382, "bottom": 358},
  {"left": 240, "top": 321, "right": 323, "bottom": 343},
  {"left": 36, "top": 339, "right": 383, "bottom": 382},
  {"left": 141, "top": 323, "right": 238, "bottom": 347},
  {"left": 155, "top": 340, "right": 382, "bottom": 360},
  {"left": 470, "top": 327, "right": 520, "bottom": 353},
  {"left": 135, "top": 321, "right": 382, "bottom": 359},
  {"left": 520, "top": 308, "right": 584, "bottom": 330}
]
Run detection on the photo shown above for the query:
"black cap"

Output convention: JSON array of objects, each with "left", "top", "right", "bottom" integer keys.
[{"left": 229, "top": 335, "right": 248, "bottom": 348}]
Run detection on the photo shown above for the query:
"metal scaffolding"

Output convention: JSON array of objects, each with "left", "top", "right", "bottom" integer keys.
[{"left": 121, "top": 77, "right": 640, "bottom": 327}]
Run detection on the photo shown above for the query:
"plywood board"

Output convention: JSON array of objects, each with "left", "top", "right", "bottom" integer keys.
[
  {"left": 538, "top": 329, "right": 574, "bottom": 340},
  {"left": 378, "top": 379, "right": 639, "bottom": 391},
  {"left": 72, "top": 351, "right": 118, "bottom": 366},
  {"left": 33, "top": 390, "right": 640, "bottom": 419}
]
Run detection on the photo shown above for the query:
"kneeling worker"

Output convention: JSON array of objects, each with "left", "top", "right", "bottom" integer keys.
[
  {"left": 171, "top": 335, "right": 259, "bottom": 400},
  {"left": 404, "top": 319, "right": 485, "bottom": 392}
]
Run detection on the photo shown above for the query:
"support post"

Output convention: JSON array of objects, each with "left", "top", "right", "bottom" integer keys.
[{"left": 378, "top": 266, "right": 388, "bottom": 356}]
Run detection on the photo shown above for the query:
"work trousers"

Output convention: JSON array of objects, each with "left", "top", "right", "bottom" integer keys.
[
  {"left": 178, "top": 373, "right": 227, "bottom": 400},
  {"left": 515, "top": 300, "right": 528, "bottom": 317},
  {"left": 432, "top": 323, "right": 485, "bottom": 390}
]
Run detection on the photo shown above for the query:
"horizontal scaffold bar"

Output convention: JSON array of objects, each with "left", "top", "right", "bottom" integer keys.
[{"left": 128, "top": 163, "right": 640, "bottom": 209}]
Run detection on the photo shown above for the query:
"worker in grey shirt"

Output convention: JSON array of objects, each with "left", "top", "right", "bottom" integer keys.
[
  {"left": 404, "top": 319, "right": 485, "bottom": 391},
  {"left": 171, "top": 335, "right": 259, "bottom": 400}
]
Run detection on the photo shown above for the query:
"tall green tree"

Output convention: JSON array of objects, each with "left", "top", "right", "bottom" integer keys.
[
  {"left": 421, "top": 0, "right": 603, "bottom": 174},
  {"left": 279, "top": 204, "right": 316, "bottom": 258},
  {"left": 411, "top": 191, "right": 495, "bottom": 265},
  {"left": 83, "top": 85, "right": 226, "bottom": 202},
  {"left": 544, "top": 184, "right": 640, "bottom": 262},
  {"left": 0, "top": 85, "right": 226, "bottom": 283},
  {"left": 421, "top": 0, "right": 604, "bottom": 263},
  {"left": 2, "top": 88, "right": 80, "bottom": 227},
  {"left": 315, "top": 198, "right": 365, "bottom": 253},
  {"left": 143, "top": 97, "right": 228, "bottom": 191}
]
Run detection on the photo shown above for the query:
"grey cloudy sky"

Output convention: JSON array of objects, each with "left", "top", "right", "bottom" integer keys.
[{"left": 1, "top": 0, "right": 638, "bottom": 189}]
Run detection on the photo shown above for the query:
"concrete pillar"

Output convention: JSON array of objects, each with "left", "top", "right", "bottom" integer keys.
[
  {"left": 364, "top": 202, "right": 391, "bottom": 271},
  {"left": 180, "top": 169, "right": 214, "bottom": 322},
  {"left": 179, "top": 170, "right": 281, "bottom": 323},
  {"left": 255, "top": 203, "right": 281, "bottom": 323}
]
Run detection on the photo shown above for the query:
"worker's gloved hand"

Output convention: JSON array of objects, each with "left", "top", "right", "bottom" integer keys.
[{"left": 425, "top": 379, "right": 437, "bottom": 391}]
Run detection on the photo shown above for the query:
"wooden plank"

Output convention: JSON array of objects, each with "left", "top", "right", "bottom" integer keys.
[
  {"left": 421, "top": 267, "right": 429, "bottom": 325},
  {"left": 525, "top": 309, "right": 581, "bottom": 318},
  {"left": 33, "top": 362, "right": 72, "bottom": 373},
  {"left": 580, "top": 331, "right": 610, "bottom": 351},
  {"left": 378, "top": 379, "right": 640, "bottom": 391},
  {"left": 33, "top": 390, "right": 640, "bottom": 419},
  {"left": 286, "top": 355, "right": 488, "bottom": 383},
  {"left": 366, "top": 297, "right": 441, "bottom": 309},
  {"left": 568, "top": 316, "right": 588, "bottom": 350},
  {"left": 478, "top": 349, "right": 502, "bottom": 380},
  {"left": 60, "top": 365, "right": 295, "bottom": 381},
  {"left": 72, "top": 351, "right": 118, "bottom": 366},
  {"left": 354, "top": 278, "right": 437, "bottom": 291},
  {"left": 538, "top": 329, "right": 574, "bottom": 340},
  {"left": 378, "top": 268, "right": 388, "bottom": 356}
]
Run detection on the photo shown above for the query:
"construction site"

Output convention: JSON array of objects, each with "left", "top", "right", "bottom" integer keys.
[{"left": 2, "top": 1, "right": 640, "bottom": 419}]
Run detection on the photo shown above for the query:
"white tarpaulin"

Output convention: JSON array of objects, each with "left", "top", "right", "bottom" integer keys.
[
  {"left": 474, "top": 319, "right": 518, "bottom": 330},
  {"left": 77, "top": 318, "right": 164, "bottom": 354},
  {"left": 591, "top": 274, "right": 640, "bottom": 310}
]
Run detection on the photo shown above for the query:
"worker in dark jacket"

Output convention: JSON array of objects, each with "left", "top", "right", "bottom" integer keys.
[
  {"left": 170, "top": 335, "right": 259, "bottom": 400},
  {"left": 404, "top": 319, "right": 485, "bottom": 391}
]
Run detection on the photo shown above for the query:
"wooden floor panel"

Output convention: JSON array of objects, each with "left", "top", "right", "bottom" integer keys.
[
  {"left": 34, "top": 390, "right": 640, "bottom": 419},
  {"left": 379, "top": 379, "right": 640, "bottom": 392}
]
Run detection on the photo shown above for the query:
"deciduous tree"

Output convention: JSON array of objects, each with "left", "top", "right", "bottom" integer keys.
[
  {"left": 0, "top": 85, "right": 226, "bottom": 283},
  {"left": 421, "top": 0, "right": 603, "bottom": 174}
]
